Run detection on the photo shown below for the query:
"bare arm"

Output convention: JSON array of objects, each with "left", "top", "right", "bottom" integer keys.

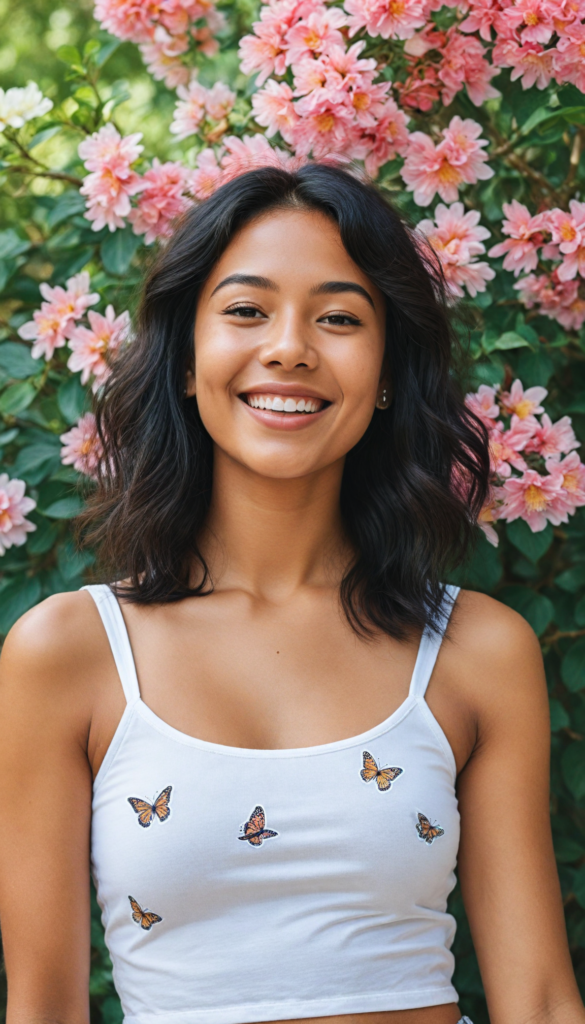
[
  {"left": 452, "top": 593, "right": 584, "bottom": 1024},
  {"left": 0, "top": 594, "right": 113, "bottom": 1024}
]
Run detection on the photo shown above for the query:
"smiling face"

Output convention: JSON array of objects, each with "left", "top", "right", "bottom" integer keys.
[{"left": 188, "top": 207, "right": 387, "bottom": 480}]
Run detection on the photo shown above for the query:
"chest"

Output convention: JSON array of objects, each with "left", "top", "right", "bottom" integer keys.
[{"left": 92, "top": 701, "right": 460, "bottom": 925}]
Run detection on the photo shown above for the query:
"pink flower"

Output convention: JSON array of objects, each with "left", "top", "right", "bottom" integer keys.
[
  {"left": 525, "top": 413, "right": 579, "bottom": 460},
  {"left": 557, "top": 244, "right": 585, "bottom": 281},
  {"left": 437, "top": 29, "right": 500, "bottom": 106},
  {"left": 488, "top": 200, "right": 548, "bottom": 276},
  {"left": 78, "top": 124, "right": 144, "bottom": 233},
  {"left": 460, "top": 0, "right": 501, "bottom": 41},
  {"left": 465, "top": 383, "right": 500, "bottom": 428},
  {"left": 94, "top": 0, "right": 157, "bottom": 42},
  {"left": 191, "top": 148, "right": 224, "bottom": 199},
  {"left": 500, "top": 379, "right": 547, "bottom": 419},
  {"left": 67, "top": 305, "right": 130, "bottom": 391},
  {"left": 488, "top": 416, "right": 535, "bottom": 476},
  {"left": 60, "top": 412, "right": 104, "bottom": 479},
  {"left": 401, "top": 117, "right": 492, "bottom": 207},
  {"left": 170, "top": 80, "right": 208, "bottom": 139},
  {"left": 362, "top": 97, "right": 411, "bottom": 175},
  {"left": 553, "top": 451, "right": 585, "bottom": 512},
  {"left": 493, "top": 39, "right": 553, "bottom": 89},
  {"left": 499, "top": 467, "right": 567, "bottom": 531},
  {"left": 292, "top": 98, "right": 359, "bottom": 159},
  {"left": 344, "top": 0, "right": 427, "bottom": 39},
  {"left": 139, "top": 27, "right": 190, "bottom": 88},
  {"left": 220, "top": 133, "right": 302, "bottom": 181},
  {"left": 553, "top": 23, "right": 585, "bottom": 91},
  {"left": 478, "top": 495, "right": 500, "bottom": 546},
  {"left": 0, "top": 474, "right": 36, "bottom": 554},
  {"left": 501, "top": 0, "right": 554, "bottom": 44},
  {"left": 18, "top": 272, "right": 99, "bottom": 361},
  {"left": 417, "top": 201, "right": 494, "bottom": 298},
  {"left": 513, "top": 272, "right": 585, "bottom": 329},
  {"left": 285, "top": 7, "right": 347, "bottom": 62},
  {"left": 252, "top": 80, "right": 299, "bottom": 143},
  {"left": 239, "top": 23, "right": 289, "bottom": 85},
  {"left": 129, "top": 160, "right": 192, "bottom": 244},
  {"left": 548, "top": 201, "right": 585, "bottom": 254},
  {"left": 205, "top": 81, "right": 236, "bottom": 121}
]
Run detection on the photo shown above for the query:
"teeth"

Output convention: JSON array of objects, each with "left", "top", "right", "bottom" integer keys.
[{"left": 246, "top": 394, "right": 323, "bottom": 413}]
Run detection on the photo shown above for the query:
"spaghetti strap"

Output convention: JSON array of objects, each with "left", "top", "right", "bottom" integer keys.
[
  {"left": 83, "top": 584, "right": 140, "bottom": 705},
  {"left": 409, "top": 584, "right": 460, "bottom": 700}
]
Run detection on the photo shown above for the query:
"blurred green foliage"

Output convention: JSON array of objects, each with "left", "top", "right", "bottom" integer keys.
[{"left": 1, "top": 0, "right": 585, "bottom": 1020}]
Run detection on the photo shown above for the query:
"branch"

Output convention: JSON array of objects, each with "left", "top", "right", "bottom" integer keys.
[{"left": 6, "top": 165, "right": 83, "bottom": 188}]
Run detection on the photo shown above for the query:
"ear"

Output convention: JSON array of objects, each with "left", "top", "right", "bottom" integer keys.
[{"left": 185, "top": 366, "right": 196, "bottom": 398}]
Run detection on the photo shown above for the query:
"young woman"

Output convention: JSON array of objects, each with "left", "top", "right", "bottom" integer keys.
[{"left": 0, "top": 164, "right": 582, "bottom": 1024}]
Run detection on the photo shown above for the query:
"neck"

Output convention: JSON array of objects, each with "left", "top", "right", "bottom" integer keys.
[{"left": 199, "top": 446, "right": 350, "bottom": 600}]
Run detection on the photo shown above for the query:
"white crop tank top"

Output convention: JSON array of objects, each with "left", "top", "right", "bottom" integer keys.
[{"left": 87, "top": 583, "right": 461, "bottom": 1024}]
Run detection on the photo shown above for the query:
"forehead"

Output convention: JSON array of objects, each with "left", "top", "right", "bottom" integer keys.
[{"left": 202, "top": 207, "right": 381, "bottom": 300}]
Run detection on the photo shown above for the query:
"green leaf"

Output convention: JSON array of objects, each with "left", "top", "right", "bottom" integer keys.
[
  {"left": 57, "top": 541, "right": 94, "bottom": 581},
  {"left": 0, "top": 342, "right": 39, "bottom": 379},
  {"left": 556, "top": 564, "right": 585, "bottom": 593},
  {"left": 26, "top": 517, "right": 58, "bottom": 555},
  {"left": 573, "top": 864, "right": 585, "bottom": 909},
  {"left": 561, "top": 637, "right": 585, "bottom": 692},
  {"left": 13, "top": 442, "right": 61, "bottom": 480},
  {"left": 493, "top": 331, "right": 532, "bottom": 351},
  {"left": 0, "top": 229, "right": 31, "bottom": 259},
  {"left": 521, "top": 105, "right": 553, "bottom": 135},
  {"left": 516, "top": 348, "right": 554, "bottom": 388},
  {"left": 0, "top": 576, "right": 42, "bottom": 635},
  {"left": 498, "top": 586, "right": 554, "bottom": 636},
  {"left": 58, "top": 375, "right": 88, "bottom": 424},
  {"left": 42, "top": 495, "right": 83, "bottom": 519},
  {"left": 95, "top": 34, "right": 121, "bottom": 67},
  {"left": 28, "top": 125, "right": 61, "bottom": 150},
  {"left": 100, "top": 226, "right": 141, "bottom": 276},
  {"left": 507, "top": 519, "right": 553, "bottom": 563},
  {"left": 74, "top": 85, "right": 98, "bottom": 109},
  {"left": 562, "top": 740, "right": 585, "bottom": 801},
  {"left": 450, "top": 530, "right": 502, "bottom": 592},
  {"left": 553, "top": 833, "right": 585, "bottom": 862},
  {"left": 0, "top": 381, "right": 36, "bottom": 415},
  {"left": 550, "top": 698, "right": 569, "bottom": 732},
  {"left": 56, "top": 44, "right": 82, "bottom": 66},
  {"left": 0, "top": 428, "right": 19, "bottom": 445},
  {"left": 47, "top": 191, "right": 87, "bottom": 229},
  {"left": 575, "top": 596, "right": 585, "bottom": 627}
]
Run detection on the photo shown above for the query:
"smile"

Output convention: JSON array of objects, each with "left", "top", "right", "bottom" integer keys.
[{"left": 243, "top": 393, "right": 326, "bottom": 414}]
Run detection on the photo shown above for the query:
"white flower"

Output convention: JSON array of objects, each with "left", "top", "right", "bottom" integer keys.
[{"left": 0, "top": 82, "right": 53, "bottom": 131}]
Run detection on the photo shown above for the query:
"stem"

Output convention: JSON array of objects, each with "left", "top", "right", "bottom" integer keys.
[
  {"left": 544, "top": 629, "right": 585, "bottom": 644},
  {"left": 6, "top": 165, "right": 83, "bottom": 187}
]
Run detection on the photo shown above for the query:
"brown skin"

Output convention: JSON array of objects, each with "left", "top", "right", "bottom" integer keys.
[{"left": 0, "top": 209, "right": 582, "bottom": 1024}]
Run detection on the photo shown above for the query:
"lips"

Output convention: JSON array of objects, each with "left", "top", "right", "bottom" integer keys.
[{"left": 243, "top": 393, "right": 325, "bottom": 414}]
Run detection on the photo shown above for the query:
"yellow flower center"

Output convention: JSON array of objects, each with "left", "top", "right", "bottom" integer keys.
[
  {"left": 524, "top": 10, "right": 539, "bottom": 24},
  {"left": 563, "top": 471, "right": 579, "bottom": 492},
  {"left": 524, "top": 484, "right": 548, "bottom": 511},
  {"left": 580, "top": 41, "right": 585, "bottom": 56},
  {"left": 352, "top": 92, "right": 370, "bottom": 110},
  {"left": 438, "top": 162, "right": 463, "bottom": 185},
  {"left": 315, "top": 111, "right": 335, "bottom": 132},
  {"left": 389, "top": 0, "right": 406, "bottom": 13},
  {"left": 304, "top": 29, "right": 321, "bottom": 49},
  {"left": 0, "top": 509, "right": 11, "bottom": 530},
  {"left": 561, "top": 221, "right": 576, "bottom": 242},
  {"left": 513, "top": 398, "right": 533, "bottom": 419}
]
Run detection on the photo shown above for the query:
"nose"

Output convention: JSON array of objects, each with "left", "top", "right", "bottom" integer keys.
[{"left": 257, "top": 309, "right": 318, "bottom": 371}]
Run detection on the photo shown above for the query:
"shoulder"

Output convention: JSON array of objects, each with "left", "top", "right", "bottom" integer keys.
[
  {"left": 0, "top": 589, "right": 112, "bottom": 725},
  {"left": 441, "top": 588, "right": 547, "bottom": 730}
]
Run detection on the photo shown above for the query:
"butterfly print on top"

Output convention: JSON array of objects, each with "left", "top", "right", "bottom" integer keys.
[
  {"left": 238, "top": 805, "right": 278, "bottom": 846},
  {"left": 128, "top": 786, "right": 172, "bottom": 827},
  {"left": 360, "top": 751, "right": 403, "bottom": 791},
  {"left": 128, "top": 896, "right": 163, "bottom": 930},
  {"left": 416, "top": 812, "right": 445, "bottom": 844}
]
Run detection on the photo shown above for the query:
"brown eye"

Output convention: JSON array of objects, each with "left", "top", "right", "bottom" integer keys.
[
  {"left": 223, "top": 304, "right": 266, "bottom": 319},
  {"left": 320, "top": 313, "right": 362, "bottom": 326}
]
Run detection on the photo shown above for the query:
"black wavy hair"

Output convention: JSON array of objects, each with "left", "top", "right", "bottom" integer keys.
[{"left": 80, "top": 163, "right": 490, "bottom": 639}]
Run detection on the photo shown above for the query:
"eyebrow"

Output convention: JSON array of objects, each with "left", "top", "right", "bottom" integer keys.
[
  {"left": 210, "top": 274, "right": 279, "bottom": 296},
  {"left": 310, "top": 281, "right": 375, "bottom": 310}
]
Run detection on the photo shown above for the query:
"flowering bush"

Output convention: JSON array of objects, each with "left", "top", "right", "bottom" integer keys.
[{"left": 2, "top": 0, "right": 585, "bottom": 1013}]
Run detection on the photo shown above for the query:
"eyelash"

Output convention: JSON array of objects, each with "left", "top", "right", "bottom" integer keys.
[{"left": 221, "top": 304, "right": 363, "bottom": 327}]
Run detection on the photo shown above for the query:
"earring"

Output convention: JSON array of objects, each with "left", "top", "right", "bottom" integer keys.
[{"left": 376, "top": 388, "right": 389, "bottom": 410}]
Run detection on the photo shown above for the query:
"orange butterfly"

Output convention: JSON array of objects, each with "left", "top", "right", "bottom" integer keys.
[
  {"left": 360, "top": 751, "right": 403, "bottom": 791},
  {"left": 128, "top": 786, "right": 172, "bottom": 828},
  {"left": 416, "top": 812, "right": 445, "bottom": 844},
  {"left": 238, "top": 805, "right": 278, "bottom": 846},
  {"left": 128, "top": 895, "right": 162, "bottom": 930}
]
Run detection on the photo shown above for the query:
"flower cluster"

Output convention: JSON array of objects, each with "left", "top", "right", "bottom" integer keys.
[
  {"left": 78, "top": 125, "right": 194, "bottom": 242},
  {"left": 170, "top": 80, "right": 236, "bottom": 140},
  {"left": 191, "top": 133, "right": 309, "bottom": 198},
  {"left": 417, "top": 201, "right": 495, "bottom": 298},
  {"left": 241, "top": 1, "right": 412, "bottom": 173},
  {"left": 490, "top": 200, "right": 585, "bottom": 330},
  {"left": 60, "top": 412, "right": 104, "bottom": 479},
  {"left": 18, "top": 272, "right": 129, "bottom": 390},
  {"left": 94, "top": 0, "right": 225, "bottom": 87},
  {"left": 466, "top": 380, "right": 585, "bottom": 542},
  {"left": 0, "top": 474, "right": 36, "bottom": 555},
  {"left": 401, "top": 115, "right": 493, "bottom": 206},
  {"left": 18, "top": 272, "right": 99, "bottom": 361},
  {"left": 398, "top": 24, "right": 500, "bottom": 111},
  {"left": 0, "top": 81, "right": 53, "bottom": 131}
]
